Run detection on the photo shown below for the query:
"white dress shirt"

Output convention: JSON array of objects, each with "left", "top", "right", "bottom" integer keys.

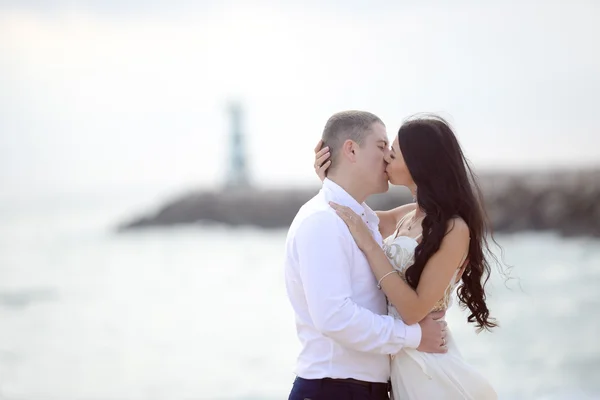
[{"left": 284, "top": 178, "right": 422, "bottom": 383}]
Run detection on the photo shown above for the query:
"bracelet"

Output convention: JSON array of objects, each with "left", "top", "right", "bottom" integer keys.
[{"left": 377, "top": 270, "right": 398, "bottom": 290}]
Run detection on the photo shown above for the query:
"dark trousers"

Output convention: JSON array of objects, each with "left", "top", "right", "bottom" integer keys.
[{"left": 288, "top": 377, "right": 389, "bottom": 400}]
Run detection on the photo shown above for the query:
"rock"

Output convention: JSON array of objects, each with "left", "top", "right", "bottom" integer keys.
[{"left": 116, "top": 169, "right": 600, "bottom": 237}]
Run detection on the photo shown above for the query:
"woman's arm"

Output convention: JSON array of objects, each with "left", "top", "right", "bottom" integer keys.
[
  {"left": 330, "top": 201, "right": 469, "bottom": 325},
  {"left": 365, "top": 219, "right": 469, "bottom": 325}
]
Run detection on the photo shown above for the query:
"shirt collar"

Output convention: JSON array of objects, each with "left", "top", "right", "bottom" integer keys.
[{"left": 322, "top": 178, "right": 379, "bottom": 225}]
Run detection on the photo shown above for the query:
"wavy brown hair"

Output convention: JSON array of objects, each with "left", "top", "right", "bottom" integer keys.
[{"left": 399, "top": 114, "right": 500, "bottom": 331}]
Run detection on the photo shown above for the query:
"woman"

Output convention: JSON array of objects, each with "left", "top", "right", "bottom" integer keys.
[{"left": 313, "top": 114, "right": 499, "bottom": 399}]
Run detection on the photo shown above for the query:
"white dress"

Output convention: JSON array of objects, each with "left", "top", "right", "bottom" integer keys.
[{"left": 382, "top": 234, "right": 498, "bottom": 400}]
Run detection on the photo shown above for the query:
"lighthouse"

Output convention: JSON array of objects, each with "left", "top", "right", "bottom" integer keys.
[{"left": 225, "top": 101, "right": 250, "bottom": 188}]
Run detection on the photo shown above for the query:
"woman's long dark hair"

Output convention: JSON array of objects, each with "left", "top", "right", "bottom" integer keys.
[{"left": 400, "top": 114, "right": 499, "bottom": 332}]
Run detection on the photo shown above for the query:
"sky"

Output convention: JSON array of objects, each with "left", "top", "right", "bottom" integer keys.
[{"left": 1, "top": 0, "right": 599, "bottom": 201}]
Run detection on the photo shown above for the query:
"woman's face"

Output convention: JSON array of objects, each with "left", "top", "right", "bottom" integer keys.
[{"left": 385, "top": 136, "right": 415, "bottom": 188}]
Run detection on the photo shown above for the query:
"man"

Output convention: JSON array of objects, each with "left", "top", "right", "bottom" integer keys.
[{"left": 284, "top": 111, "right": 447, "bottom": 400}]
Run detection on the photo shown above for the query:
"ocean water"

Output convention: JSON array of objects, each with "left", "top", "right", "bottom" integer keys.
[{"left": 0, "top": 197, "right": 599, "bottom": 400}]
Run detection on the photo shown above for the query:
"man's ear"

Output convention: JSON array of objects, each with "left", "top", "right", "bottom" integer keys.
[{"left": 341, "top": 139, "right": 358, "bottom": 163}]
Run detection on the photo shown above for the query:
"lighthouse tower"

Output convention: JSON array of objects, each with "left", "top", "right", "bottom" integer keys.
[{"left": 225, "top": 102, "right": 250, "bottom": 188}]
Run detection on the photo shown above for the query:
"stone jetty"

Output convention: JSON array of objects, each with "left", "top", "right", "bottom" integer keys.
[{"left": 116, "top": 169, "right": 600, "bottom": 237}]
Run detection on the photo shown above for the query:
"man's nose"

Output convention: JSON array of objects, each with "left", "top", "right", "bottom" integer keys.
[{"left": 383, "top": 151, "right": 392, "bottom": 163}]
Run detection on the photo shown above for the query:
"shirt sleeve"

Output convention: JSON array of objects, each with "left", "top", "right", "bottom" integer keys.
[{"left": 294, "top": 211, "right": 422, "bottom": 354}]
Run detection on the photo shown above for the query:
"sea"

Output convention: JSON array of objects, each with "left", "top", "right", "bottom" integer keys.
[{"left": 0, "top": 194, "right": 599, "bottom": 400}]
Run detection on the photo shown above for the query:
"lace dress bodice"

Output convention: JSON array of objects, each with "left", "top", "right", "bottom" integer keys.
[{"left": 382, "top": 234, "right": 459, "bottom": 319}]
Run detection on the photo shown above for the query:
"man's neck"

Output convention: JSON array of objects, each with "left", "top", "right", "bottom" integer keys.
[{"left": 326, "top": 172, "right": 369, "bottom": 204}]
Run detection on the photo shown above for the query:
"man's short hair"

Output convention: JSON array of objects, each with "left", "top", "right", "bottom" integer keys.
[{"left": 322, "top": 110, "right": 384, "bottom": 167}]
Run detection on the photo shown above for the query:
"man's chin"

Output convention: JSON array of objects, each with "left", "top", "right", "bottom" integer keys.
[{"left": 376, "top": 181, "right": 390, "bottom": 194}]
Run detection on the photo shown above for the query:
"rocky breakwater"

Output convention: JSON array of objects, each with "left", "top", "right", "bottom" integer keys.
[{"left": 117, "top": 169, "right": 600, "bottom": 237}]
